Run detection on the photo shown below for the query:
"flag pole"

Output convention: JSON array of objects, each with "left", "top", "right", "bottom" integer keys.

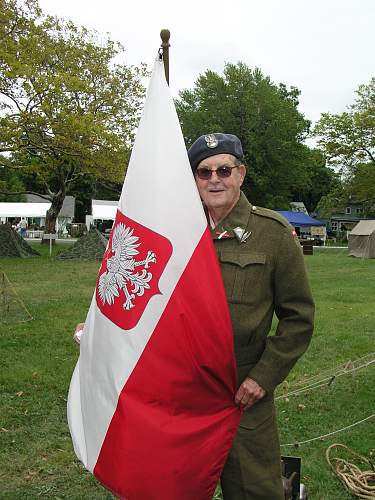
[{"left": 160, "top": 29, "right": 170, "bottom": 85}]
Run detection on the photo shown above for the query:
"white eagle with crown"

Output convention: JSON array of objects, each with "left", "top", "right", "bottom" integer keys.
[{"left": 97, "top": 223, "right": 156, "bottom": 311}]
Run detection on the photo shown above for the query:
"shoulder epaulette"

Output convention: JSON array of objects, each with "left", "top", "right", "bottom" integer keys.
[{"left": 250, "top": 206, "right": 291, "bottom": 228}]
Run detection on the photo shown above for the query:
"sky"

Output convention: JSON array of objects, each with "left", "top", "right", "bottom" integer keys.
[{"left": 38, "top": 0, "right": 374, "bottom": 126}]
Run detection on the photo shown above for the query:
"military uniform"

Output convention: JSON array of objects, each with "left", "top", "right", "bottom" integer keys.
[
  {"left": 187, "top": 132, "right": 314, "bottom": 499},
  {"left": 211, "top": 192, "right": 315, "bottom": 500}
]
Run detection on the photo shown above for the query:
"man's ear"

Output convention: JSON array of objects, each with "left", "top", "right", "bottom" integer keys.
[{"left": 239, "top": 165, "right": 246, "bottom": 185}]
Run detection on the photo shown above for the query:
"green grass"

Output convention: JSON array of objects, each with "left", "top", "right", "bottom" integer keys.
[{"left": 0, "top": 245, "right": 374, "bottom": 499}]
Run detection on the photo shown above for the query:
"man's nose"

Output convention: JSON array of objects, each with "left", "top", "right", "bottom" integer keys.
[{"left": 209, "top": 171, "right": 222, "bottom": 182}]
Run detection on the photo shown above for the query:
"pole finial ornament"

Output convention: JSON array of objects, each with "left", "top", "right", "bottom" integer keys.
[{"left": 160, "top": 29, "right": 170, "bottom": 85}]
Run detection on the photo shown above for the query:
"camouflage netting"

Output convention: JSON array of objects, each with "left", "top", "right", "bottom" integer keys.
[
  {"left": 0, "top": 224, "right": 40, "bottom": 257},
  {"left": 0, "top": 271, "right": 33, "bottom": 324},
  {"left": 57, "top": 227, "right": 108, "bottom": 260}
]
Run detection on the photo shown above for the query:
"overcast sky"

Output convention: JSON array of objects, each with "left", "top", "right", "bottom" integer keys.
[{"left": 38, "top": 0, "right": 374, "bottom": 125}]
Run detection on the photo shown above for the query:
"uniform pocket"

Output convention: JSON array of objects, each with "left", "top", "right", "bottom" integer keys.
[{"left": 219, "top": 251, "right": 266, "bottom": 303}]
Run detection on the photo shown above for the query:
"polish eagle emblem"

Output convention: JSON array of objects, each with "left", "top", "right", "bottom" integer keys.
[{"left": 97, "top": 223, "right": 156, "bottom": 311}]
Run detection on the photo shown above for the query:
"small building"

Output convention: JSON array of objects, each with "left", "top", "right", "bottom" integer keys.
[
  {"left": 348, "top": 220, "right": 375, "bottom": 258},
  {"left": 327, "top": 202, "right": 364, "bottom": 233}
]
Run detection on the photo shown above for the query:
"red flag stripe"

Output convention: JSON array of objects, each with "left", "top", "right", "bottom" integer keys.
[{"left": 94, "top": 227, "right": 241, "bottom": 499}]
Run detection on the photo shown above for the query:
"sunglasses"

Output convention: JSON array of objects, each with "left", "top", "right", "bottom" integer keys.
[{"left": 195, "top": 165, "right": 240, "bottom": 180}]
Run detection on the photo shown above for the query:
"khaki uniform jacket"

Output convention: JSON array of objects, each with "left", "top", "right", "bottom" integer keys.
[{"left": 211, "top": 192, "right": 314, "bottom": 427}]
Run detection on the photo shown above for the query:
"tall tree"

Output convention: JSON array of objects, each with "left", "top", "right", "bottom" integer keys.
[
  {"left": 0, "top": 0, "right": 146, "bottom": 232},
  {"left": 0, "top": 163, "right": 25, "bottom": 202},
  {"left": 175, "top": 62, "right": 314, "bottom": 208},
  {"left": 318, "top": 162, "right": 375, "bottom": 219},
  {"left": 314, "top": 78, "right": 375, "bottom": 171},
  {"left": 290, "top": 146, "right": 339, "bottom": 213}
]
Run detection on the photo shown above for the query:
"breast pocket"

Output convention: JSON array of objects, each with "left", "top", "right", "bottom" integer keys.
[{"left": 219, "top": 251, "right": 266, "bottom": 304}]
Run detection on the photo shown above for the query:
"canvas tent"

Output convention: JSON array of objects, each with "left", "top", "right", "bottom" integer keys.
[
  {"left": 86, "top": 199, "right": 118, "bottom": 232},
  {"left": 0, "top": 202, "right": 50, "bottom": 219},
  {"left": 348, "top": 220, "right": 375, "bottom": 258},
  {"left": 0, "top": 196, "right": 75, "bottom": 234},
  {"left": 91, "top": 199, "right": 118, "bottom": 220}
]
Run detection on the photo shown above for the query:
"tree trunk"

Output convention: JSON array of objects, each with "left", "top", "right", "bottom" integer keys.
[{"left": 42, "top": 192, "right": 65, "bottom": 244}]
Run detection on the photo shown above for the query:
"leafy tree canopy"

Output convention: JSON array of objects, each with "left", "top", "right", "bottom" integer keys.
[
  {"left": 314, "top": 77, "right": 375, "bottom": 172},
  {"left": 0, "top": 0, "right": 147, "bottom": 230},
  {"left": 175, "top": 62, "right": 326, "bottom": 209},
  {"left": 317, "top": 162, "right": 375, "bottom": 219}
]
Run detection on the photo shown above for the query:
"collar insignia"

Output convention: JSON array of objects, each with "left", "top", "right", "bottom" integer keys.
[{"left": 216, "top": 229, "right": 230, "bottom": 239}]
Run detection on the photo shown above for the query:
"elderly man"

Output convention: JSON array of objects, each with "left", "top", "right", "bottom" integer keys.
[{"left": 187, "top": 133, "right": 314, "bottom": 499}]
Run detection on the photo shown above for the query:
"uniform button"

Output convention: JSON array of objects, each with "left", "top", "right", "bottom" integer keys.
[{"left": 253, "top": 206, "right": 257, "bottom": 211}]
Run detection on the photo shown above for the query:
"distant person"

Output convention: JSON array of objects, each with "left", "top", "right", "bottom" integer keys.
[{"left": 17, "top": 218, "right": 28, "bottom": 238}]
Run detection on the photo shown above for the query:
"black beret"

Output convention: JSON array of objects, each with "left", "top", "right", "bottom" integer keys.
[{"left": 187, "top": 133, "right": 244, "bottom": 171}]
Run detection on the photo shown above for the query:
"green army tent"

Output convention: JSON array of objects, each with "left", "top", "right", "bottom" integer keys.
[
  {"left": 0, "top": 223, "right": 40, "bottom": 257},
  {"left": 57, "top": 227, "right": 107, "bottom": 260}
]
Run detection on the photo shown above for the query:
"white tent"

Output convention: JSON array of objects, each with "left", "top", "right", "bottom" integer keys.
[
  {"left": 348, "top": 220, "right": 375, "bottom": 258},
  {"left": 0, "top": 202, "right": 50, "bottom": 218},
  {"left": 91, "top": 199, "right": 118, "bottom": 220}
]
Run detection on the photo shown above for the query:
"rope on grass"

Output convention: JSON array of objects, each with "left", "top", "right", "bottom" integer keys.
[
  {"left": 326, "top": 443, "right": 375, "bottom": 499},
  {"left": 0, "top": 269, "right": 33, "bottom": 323},
  {"left": 281, "top": 413, "right": 375, "bottom": 448},
  {"left": 289, "top": 353, "right": 375, "bottom": 387},
  {"left": 276, "top": 353, "right": 375, "bottom": 400}
]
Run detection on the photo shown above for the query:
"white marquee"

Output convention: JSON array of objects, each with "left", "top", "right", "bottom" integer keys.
[
  {"left": 0, "top": 202, "right": 51, "bottom": 218},
  {"left": 91, "top": 200, "right": 118, "bottom": 220}
]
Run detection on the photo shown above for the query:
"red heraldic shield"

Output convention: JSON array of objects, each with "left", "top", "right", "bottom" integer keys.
[{"left": 96, "top": 210, "right": 173, "bottom": 330}]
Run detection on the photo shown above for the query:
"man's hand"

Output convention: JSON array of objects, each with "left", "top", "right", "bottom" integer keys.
[
  {"left": 73, "top": 323, "right": 85, "bottom": 345},
  {"left": 235, "top": 377, "right": 266, "bottom": 411}
]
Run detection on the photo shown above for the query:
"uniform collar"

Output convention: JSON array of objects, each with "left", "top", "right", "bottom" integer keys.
[{"left": 210, "top": 191, "right": 253, "bottom": 240}]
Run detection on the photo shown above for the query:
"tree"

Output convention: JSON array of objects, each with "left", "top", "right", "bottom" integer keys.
[
  {"left": 314, "top": 78, "right": 375, "bottom": 171},
  {"left": 290, "top": 146, "right": 339, "bottom": 213},
  {"left": 348, "top": 163, "right": 375, "bottom": 211},
  {"left": 175, "top": 62, "right": 317, "bottom": 208},
  {"left": 0, "top": 0, "right": 146, "bottom": 232},
  {"left": 0, "top": 163, "right": 25, "bottom": 202},
  {"left": 318, "top": 162, "right": 375, "bottom": 218}
]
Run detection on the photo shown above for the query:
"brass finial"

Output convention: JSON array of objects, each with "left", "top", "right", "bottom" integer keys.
[{"left": 160, "top": 29, "right": 170, "bottom": 85}]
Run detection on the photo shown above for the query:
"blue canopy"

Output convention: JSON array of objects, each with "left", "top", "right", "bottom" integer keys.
[{"left": 277, "top": 211, "right": 325, "bottom": 227}]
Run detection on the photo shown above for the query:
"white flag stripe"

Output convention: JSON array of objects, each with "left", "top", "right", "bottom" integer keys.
[
  {"left": 123, "top": 60, "right": 205, "bottom": 241},
  {"left": 68, "top": 59, "right": 208, "bottom": 471},
  {"left": 67, "top": 363, "right": 87, "bottom": 465}
]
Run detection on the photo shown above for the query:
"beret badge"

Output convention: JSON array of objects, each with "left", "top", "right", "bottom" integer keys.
[{"left": 204, "top": 134, "right": 218, "bottom": 149}]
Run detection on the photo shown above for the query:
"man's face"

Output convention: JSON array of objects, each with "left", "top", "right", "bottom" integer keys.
[{"left": 194, "top": 153, "right": 246, "bottom": 214}]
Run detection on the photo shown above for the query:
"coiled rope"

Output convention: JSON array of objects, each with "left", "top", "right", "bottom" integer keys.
[{"left": 326, "top": 443, "right": 375, "bottom": 499}]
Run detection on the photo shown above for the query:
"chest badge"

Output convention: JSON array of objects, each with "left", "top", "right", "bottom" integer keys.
[{"left": 233, "top": 226, "right": 251, "bottom": 243}]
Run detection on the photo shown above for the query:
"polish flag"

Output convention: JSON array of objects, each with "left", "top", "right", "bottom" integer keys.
[{"left": 67, "top": 58, "right": 240, "bottom": 499}]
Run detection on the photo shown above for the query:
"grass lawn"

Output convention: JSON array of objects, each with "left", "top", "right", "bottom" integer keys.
[{"left": 0, "top": 244, "right": 374, "bottom": 499}]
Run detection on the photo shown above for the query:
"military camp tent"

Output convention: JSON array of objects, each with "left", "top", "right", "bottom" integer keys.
[
  {"left": 0, "top": 224, "right": 40, "bottom": 257},
  {"left": 348, "top": 220, "right": 375, "bottom": 258}
]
